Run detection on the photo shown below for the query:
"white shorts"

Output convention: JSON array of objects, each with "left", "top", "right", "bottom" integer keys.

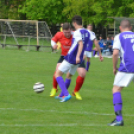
[
  {"left": 114, "top": 72, "right": 134, "bottom": 87},
  {"left": 58, "top": 60, "right": 79, "bottom": 75},
  {"left": 84, "top": 51, "right": 92, "bottom": 58}
]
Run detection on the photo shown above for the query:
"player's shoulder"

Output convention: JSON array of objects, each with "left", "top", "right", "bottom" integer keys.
[
  {"left": 114, "top": 33, "right": 120, "bottom": 40},
  {"left": 55, "top": 32, "right": 63, "bottom": 36},
  {"left": 73, "top": 29, "right": 81, "bottom": 36},
  {"left": 87, "top": 30, "right": 94, "bottom": 34}
]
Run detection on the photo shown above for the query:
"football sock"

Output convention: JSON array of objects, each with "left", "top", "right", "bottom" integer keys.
[
  {"left": 113, "top": 92, "right": 123, "bottom": 121},
  {"left": 56, "top": 76, "right": 69, "bottom": 96},
  {"left": 93, "top": 50, "right": 96, "bottom": 56},
  {"left": 53, "top": 72, "right": 58, "bottom": 89},
  {"left": 74, "top": 76, "right": 85, "bottom": 92},
  {"left": 59, "top": 78, "right": 71, "bottom": 97},
  {"left": 65, "top": 78, "right": 71, "bottom": 89},
  {"left": 86, "top": 62, "right": 90, "bottom": 71}
]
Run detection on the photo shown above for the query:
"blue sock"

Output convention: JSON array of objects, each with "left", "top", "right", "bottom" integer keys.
[
  {"left": 56, "top": 76, "right": 69, "bottom": 96},
  {"left": 65, "top": 78, "right": 71, "bottom": 89},
  {"left": 86, "top": 62, "right": 90, "bottom": 71},
  {"left": 113, "top": 92, "right": 123, "bottom": 121}
]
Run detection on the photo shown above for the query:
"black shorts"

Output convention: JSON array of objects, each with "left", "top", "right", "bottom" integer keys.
[
  {"left": 79, "top": 60, "right": 86, "bottom": 69},
  {"left": 57, "top": 56, "right": 86, "bottom": 69},
  {"left": 57, "top": 56, "right": 64, "bottom": 63}
]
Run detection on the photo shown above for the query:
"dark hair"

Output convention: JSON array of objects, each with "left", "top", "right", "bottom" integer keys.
[
  {"left": 72, "top": 15, "right": 82, "bottom": 25},
  {"left": 63, "top": 23, "right": 71, "bottom": 30}
]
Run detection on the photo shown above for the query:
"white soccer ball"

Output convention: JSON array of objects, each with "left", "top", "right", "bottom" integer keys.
[{"left": 33, "top": 82, "right": 44, "bottom": 93}]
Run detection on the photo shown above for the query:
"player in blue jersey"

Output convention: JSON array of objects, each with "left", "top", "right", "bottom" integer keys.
[
  {"left": 55, "top": 15, "right": 103, "bottom": 102},
  {"left": 108, "top": 19, "right": 134, "bottom": 126}
]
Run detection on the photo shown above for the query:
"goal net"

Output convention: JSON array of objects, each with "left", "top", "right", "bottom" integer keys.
[
  {"left": 114, "top": 17, "right": 134, "bottom": 36},
  {"left": 0, "top": 19, "right": 52, "bottom": 52}
]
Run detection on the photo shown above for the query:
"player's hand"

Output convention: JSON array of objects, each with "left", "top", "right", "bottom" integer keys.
[
  {"left": 113, "top": 67, "right": 118, "bottom": 75},
  {"left": 99, "top": 55, "right": 103, "bottom": 62},
  {"left": 76, "top": 57, "right": 80, "bottom": 64},
  {"left": 53, "top": 45, "right": 58, "bottom": 50}
]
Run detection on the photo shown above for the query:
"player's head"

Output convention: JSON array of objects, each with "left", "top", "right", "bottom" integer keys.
[
  {"left": 119, "top": 19, "right": 132, "bottom": 32},
  {"left": 61, "top": 23, "right": 63, "bottom": 27},
  {"left": 99, "top": 35, "right": 103, "bottom": 40},
  {"left": 87, "top": 24, "right": 93, "bottom": 31},
  {"left": 107, "top": 36, "right": 110, "bottom": 40},
  {"left": 111, "top": 36, "right": 114, "bottom": 40},
  {"left": 62, "top": 23, "right": 71, "bottom": 38},
  {"left": 72, "top": 15, "right": 82, "bottom": 29}
]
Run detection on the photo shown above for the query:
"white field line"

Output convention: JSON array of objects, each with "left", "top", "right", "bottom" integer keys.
[
  {"left": 0, "top": 123, "right": 105, "bottom": 127},
  {"left": 0, "top": 107, "right": 134, "bottom": 117}
]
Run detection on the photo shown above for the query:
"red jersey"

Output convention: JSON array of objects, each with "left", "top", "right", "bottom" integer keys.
[{"left": 52, "top": 32, "right": 72, "bottom": 56}]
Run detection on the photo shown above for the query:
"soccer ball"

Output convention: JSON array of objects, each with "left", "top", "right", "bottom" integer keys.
[{"left": 33, "top": 82, "right": 44, "bottom": 93}]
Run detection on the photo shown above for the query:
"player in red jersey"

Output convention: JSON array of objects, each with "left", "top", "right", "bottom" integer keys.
[{"left": 50, "top": 23, "right": 73, "bottom": 97}]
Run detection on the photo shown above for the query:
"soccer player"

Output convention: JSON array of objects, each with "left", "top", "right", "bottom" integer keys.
[
  {"left": 50, "top": 22, "right": 85, "bottom": 100},
  {"left": 55, "top": 15, "right": 103, "bottom": 102},
  {"left": 50, "top": 22, "right": 72, "bottom": 96},
  {"left": 108, "top": 19, "right": 134, "bottom": 126},
  {"left": 84, "top": 24, "right": 96, "bottom": 71}
]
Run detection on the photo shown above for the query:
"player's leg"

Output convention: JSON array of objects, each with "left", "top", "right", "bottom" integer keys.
[
  {"left": 50, "top": 56, "right": 64, "bottom": 97},
  {"left": 108, "top": 72, "right": 134, "bottom": 126},
  {"left": 86, "top": 57, "right": 90, "bottom": 71},
  {"left": 55, "top": 60, "right": 72, "bottom": 102},
  {"left": 93, "top": 47, "right": 97, "bottom": 56},
  {"left": 84, "top": 51, "right": 91, "bottom": 71},
  {"left": 72, "top": 61, "right": 86, "bottom": 100}
]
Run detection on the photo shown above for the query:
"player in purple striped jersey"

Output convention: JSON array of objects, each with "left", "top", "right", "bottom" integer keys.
[
  {"left": 55, "top": 15, "right": 103, "bottom": 102},
  {"left": 108, "top": 19, "right": 134, "bottom": 126},
  {"left": 84, "top": 24, "right": 101, "bottom": 71}
]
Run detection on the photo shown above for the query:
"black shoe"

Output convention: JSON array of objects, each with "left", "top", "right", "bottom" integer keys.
[{"left": 108, "top": 119, "right": 124, "bottom": 126}]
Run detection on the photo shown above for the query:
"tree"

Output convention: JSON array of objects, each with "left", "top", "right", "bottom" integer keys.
[
  {"left": 0, "top": 0, "right": 25, "bottom": 19},
  {"left": 19, "top": 0, "right": 67, "bottom": 24}
]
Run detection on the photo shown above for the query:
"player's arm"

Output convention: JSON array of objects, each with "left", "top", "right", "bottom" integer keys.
[
  {"left": 51, "top": 40, "right": 58, "bottom": 50},
  {"left": 112, "top": 34, "right": 121, "bottom": 75},
  {"left": 94, "top": 39, "right": 103, "bottom": 61},
  {"left": 113, "top": 49, "right": 119, "bottom": 75},
  {"left": 51, "top": 32, "right": 61, "bottom": 50},
  {"left": 75, "top": 31, "right": 83, "bottom": 64},
  {"left": 90, "top": 32, "right": 103, "bottom": 61},
  {"left": 76, "top": 40, "right": 83, "bottom": 64}
]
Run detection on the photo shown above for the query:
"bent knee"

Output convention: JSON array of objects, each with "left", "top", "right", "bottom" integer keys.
[{"left": 77, "top": 68, "right": 86, "bottom": 77}]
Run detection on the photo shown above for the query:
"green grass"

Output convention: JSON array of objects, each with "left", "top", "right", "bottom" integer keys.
[{"left": 0, "top": 49, "right": 134, "bottom": 134}]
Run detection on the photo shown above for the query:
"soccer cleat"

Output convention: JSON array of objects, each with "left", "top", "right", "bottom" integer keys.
[
  {"left": 108, "top": 119, "right": 124, "bottom": 126},
  {"left": 50, "top": 88, "right": 58, "bottom": 97},
  {"left": 60, "top": 94, "right": 71, "bottom": 102},
  {"left": 72, "top": 92, "right": 82, "bottom": 100},
  {"left": 55, "top": 95, "right": 63, "bottom": 100}
]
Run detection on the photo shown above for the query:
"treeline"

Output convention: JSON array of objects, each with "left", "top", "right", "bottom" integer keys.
[{"left": 0, "top": 0, "right": 134, "bottom": 25}]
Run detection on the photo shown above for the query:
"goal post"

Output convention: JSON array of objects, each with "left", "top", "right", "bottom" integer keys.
[{"left": 0, "top": 19, "right": 52, "bottom": 51}]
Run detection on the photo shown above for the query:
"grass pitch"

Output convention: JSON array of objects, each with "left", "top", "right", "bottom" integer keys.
[{"left": 0, "top": 49, "right": 134, "bottom": 134}]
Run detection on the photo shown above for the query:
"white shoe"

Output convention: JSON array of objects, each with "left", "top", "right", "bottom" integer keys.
[{"left": 94, "top": 54, "right": 99, "bottom": 58}]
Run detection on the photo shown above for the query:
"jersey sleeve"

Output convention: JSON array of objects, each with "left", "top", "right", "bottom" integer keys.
[
  {"left": 51, "top": 32, "right": 61, "bottom": 43},
  {"left": 74, "top": 31, "right": 82, "bottom": 42},
  {"left": 89, "top": 31, "right": 96, "bottom": 41},
  {"left": 113, "top": 34, "right": 121, "bottom": 50}
]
